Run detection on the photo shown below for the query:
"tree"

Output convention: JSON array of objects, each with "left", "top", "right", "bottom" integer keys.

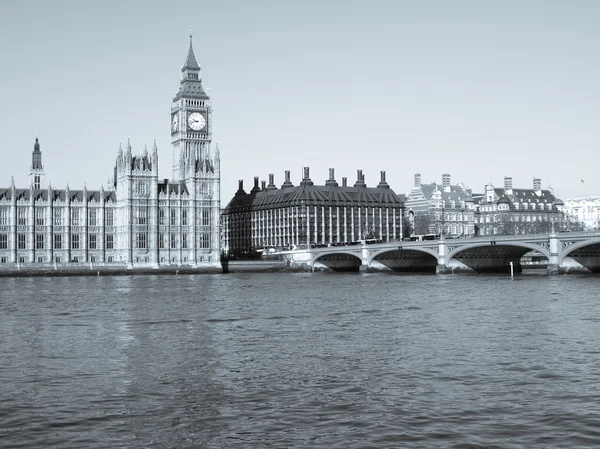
[{"left": 413, "top": 213, "right": 431, "bottom": 235}]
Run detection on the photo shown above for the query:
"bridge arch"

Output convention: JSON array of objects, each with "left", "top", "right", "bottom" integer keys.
[
  {"left": 558, "top": 237, "right": 600, "bottom": 265},
  {"left": 368, "top": 247, "right": 439, "bottom": 273},
  {"left": 447, "top": 241, "right": 551, "bottom": 261},
  {"left": 312, "top": 250, "right": 363, "bottom": 272},
  {"left": 369, "top": 246, "right": 439, "bottom": 262}
]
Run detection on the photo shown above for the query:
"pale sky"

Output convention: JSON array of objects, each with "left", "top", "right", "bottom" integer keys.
[{"left": 1, "top": 0, "right": 598, "bottom": 203}]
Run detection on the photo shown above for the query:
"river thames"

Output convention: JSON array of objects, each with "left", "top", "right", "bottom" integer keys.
[{"left": 1, "top": 272, "right": 600, "bottom": 448}]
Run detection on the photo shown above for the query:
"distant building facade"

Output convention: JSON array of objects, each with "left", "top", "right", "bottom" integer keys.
[
  {"left": 474, "top": 177, "right": 564, "bottom": 235},
  {"left": 404, "top": 173, "right": 476, "bottom": 237},
  {"left": 0, "top": 37, "right": 221, "bottom": 267},
  {"left": 221, "top": 168, "right": 404, "bottom": 257},
  {"left": 563, "top": 196, "right": 600, "bottom": 230}
]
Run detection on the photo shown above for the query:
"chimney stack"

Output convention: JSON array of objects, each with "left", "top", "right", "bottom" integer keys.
[
  {"left": 251, "top": 176, "right": 260, "bottom": 194},
  {"left": 325, "top": 168, "right": 338, "bottom": 187},
  {"left": 504, "top": 176, "right": 513, "bottom": 191},
  {"left": 442, "top": 173, "right": 451, "bottom": 192},
  {"left": 281, "top": 170, "right": 294, "bottom": 188},
  {"left": 235, "top": 179, "right": 246, "bottom": 195},
  {"left": 533, "top": 177, "right": 542, "bottom": 194},
  {"left": 377, "top": 171, "right": 390, "bottom": 189},
  {"left": 342, "top": 177, "right": 347, "bottom": 187},
  {"left": 301, "top": 167, "right": 313, "bottom": 186},
  {"left": 354, "top": 169, "right": 366, "bottom": 188},
  {"left": 266, "top": 173, "right": 277, "bottom": 190},
  {"left": 261, "top": 180, "right": 266, "bottom": 191},
  {"left": 414, "top": 173, "right": 422, "bottom": 188}
]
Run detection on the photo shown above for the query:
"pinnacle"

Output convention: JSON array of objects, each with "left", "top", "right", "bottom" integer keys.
[{"left": 183, "top": 35, "right": 200, "bottom": 71}]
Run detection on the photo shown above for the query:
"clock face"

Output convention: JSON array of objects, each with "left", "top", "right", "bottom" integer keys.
[
  {"left": 171, "top": 114, "right": 178, "bottom": 133},
  {"left": 188, "top": 112, "right": 206, "bottom": 131}
]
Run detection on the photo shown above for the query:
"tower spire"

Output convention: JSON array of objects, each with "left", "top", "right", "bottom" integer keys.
[
  {"left": 30, "top": 137, "right": 44, "bottom": 189},
  {"left": 183, "top": 32, "right": 200, "bottom": 72}
]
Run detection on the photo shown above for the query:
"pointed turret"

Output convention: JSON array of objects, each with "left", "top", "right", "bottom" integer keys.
[
  {"left": 30, "top": 137, "right": 45, "bottom": 189},
  {"left": 32, "top": 137, "right": 43, "bottom": 169},
  {"left": 182, "top": 33, "right": 200, "bottom": 72},
  {"left": 152, "top": 140, "right": 158, "bottom": 156},
  {"left": 175, "top": 34, "right": 208, "bottom": 99},
  {"left": 118, "top": 142, "right": 123, "bottom": 158}
]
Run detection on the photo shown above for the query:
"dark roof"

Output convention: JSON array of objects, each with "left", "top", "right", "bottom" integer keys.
[
  {"left": 0, "top": 187, "right": 116, "bottom": 203},
  {"left": 481, "top": 187, "right": 560, "bottom": 206},
  {"left": 131, "top": 155, "right": 152, "bottom": 171},
  {"left": 157, "top": 180, "right": 189, "bottom": 196},
  {"left": 223, "top": 182, "right": 404, "bottom": 214},
  {"left": 407, "top": 183, "right": 473, "bottom": 204}
]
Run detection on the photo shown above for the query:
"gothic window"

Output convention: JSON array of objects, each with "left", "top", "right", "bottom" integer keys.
[
  {"left": 17, "top": 208, "right": 27, "bottom": 226},
  {"left": 201, "top": 233, "right": 210, "bottom": 248},
  {"left": 89, "top": 234, "right": 97, "bottom": 249},
  {"left": 106, "top": 234, "right": 114, "bottom": 249},
  {"left": 18, "top": 233, "right": 26, "bottom": 249},
  {"left": 54, "top": 209, "right": 62, "bottom": 226},
  {"left": 0, "top": 207, "right": 7, "bottom": 225},
  {"left": 202, "top": 208, "right": 210, "bottom": 226},
  {"left": 170, "top": 233, "right": 177, "bottom": 249},
  {"left": 136, "top": 233, "right": 147, "bottom": 249},
  {"left": 54, "top": 234, "right": 62, "bottom": 249},
  {"left": 159, "top": 208, "right": 165, "bottom": 225},
  {"left": 170, "top": 209, "right": 177, "bottom": 226},
  {"left": 182, "top": 210, "right": 188, "bottom": 226},
  {"left": 159, "top": 233, "right": 165, "bottom": 249},
  {"left": 182, "top": 234, "right": 187, "bottom": 249},
  {"left": 88, "top": 209, "right": 97, "bottom": 226},
  {"left": 36, "top": 234, "right": 44, "bottom": 249},
  {"left": 137, "top": 208, "right": 147, "bottom": 225},
  {"left": 71, "top": 234, "right": 80, "bottom": 249},
  {"left": 36, "top": 208, "right": 45, "bottom": 226},
  {"left": 71, "top": 209, "right": 80, "bottom": 226},
  {"left": 105, "top": 209, "right": 114, "bottom": 227},
  {"left": 0, "top": 234, "right": 7, "bottom": 249}
]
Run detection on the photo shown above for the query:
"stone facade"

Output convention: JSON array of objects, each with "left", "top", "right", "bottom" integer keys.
[
  {"left": 474, "top": 177, "right": 564, "bottom": 236},
  {"left": 563, "top": 196, "right": 600, "bottom": 230},
  {"left": 221, "top": 168, "right": 404, "bottom": 257},
  {"left": 404, "top": 173, "right": 476, "bottom": 237},
  {"left": 0, "top": 37, "right": 221, "bottom": 269}
]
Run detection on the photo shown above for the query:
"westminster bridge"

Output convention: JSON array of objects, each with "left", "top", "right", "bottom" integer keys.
[{"left": 279, "top": 232, "right": 600, "bottom": 274}]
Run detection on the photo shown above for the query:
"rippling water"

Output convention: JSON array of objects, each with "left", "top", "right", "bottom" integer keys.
[{"left": 1, "top": 272, "right": 600, "bottom": 448}]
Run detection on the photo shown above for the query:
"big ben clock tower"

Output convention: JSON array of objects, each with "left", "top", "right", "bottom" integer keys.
[{"left": 171, "top": 34, "right": 212, "bottom": 181}]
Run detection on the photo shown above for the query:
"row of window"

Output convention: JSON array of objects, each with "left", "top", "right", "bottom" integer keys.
[
  {"left": 0, "top": 256, "right": 114, "bottom": 264},
  {"left": 0, "top": 208, "right": 115, "bottom": 227},
  {"left": 0, "top": 206, "right": 214, "bottom": 227},
  {"left": 0, "top": 234, "right": 115, "bottom": 250},
  {"left": 0, "top": 232, "right": 212, "bottom": 250}
]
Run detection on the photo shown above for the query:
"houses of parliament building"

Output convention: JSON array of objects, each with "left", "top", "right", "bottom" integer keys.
[{"left": 0, "top": 37, "right": 221, "bottom": 268}]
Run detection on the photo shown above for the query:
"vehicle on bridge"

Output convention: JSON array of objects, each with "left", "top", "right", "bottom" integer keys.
[{"left": 409, "top": 234, "right": 440, "bottom": 241}]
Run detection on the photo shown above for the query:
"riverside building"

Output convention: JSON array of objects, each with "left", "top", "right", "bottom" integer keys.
[
  {"left": 474, "top": 177, "right": 564, "bottom": 235},
  {"left": 404, "top": 173, "right": 476, "bottom": 237},
  {"left": 0, "top": 37, "right": 221, "bottom": 268},
  {"left": 221, "top": 168, "right": 405, "bottom": 257}
]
